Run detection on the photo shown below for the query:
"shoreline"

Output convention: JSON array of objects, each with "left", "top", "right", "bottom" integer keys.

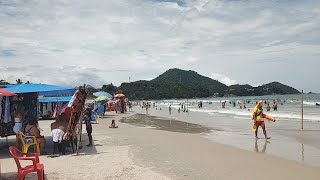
[
  {"left": 1, "top": 110, "right": 320, "bottom": 179},
  {"left": 120, "top": 110, "right": 320, "bottom": 179},
  {"left": 134, "top": 104, "right": 320, "bottom": 167}
]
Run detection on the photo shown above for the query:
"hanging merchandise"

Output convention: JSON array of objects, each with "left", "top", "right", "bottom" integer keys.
[
  {"left": 0, "top": 96, "right": 3, "bottom": 121},
  {"left": 64, "top": 88, "right": 87, "bottom": 140},
  {"left": 21, "top": 93, "right": 38, "bottom": 127},
  {"left": 4, "top": 96, "right": 11, "bottom": 123},
  {"left": 0, "top": 96, "right": 15, "bottom": 137}
]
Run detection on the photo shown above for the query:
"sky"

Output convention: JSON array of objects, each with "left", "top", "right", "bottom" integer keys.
[{"left": 0, "top": 0, "right": 319, "bottom": 92}]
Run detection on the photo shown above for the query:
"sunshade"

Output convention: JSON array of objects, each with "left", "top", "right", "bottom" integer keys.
[
  {"left": 114, "top": 93, "right": 125, "bottom": 98},
  {"left": 93, "top": 91, "right": 113, "bottom": 99},
  {"left": 4, "top": 84, "right": 75, "bottom": 96},
  {"left": 94, "top": 96, "right": 110, "bottom": 102},
  {"left": 0, "top": 89, "right": 17, "bottom": 96}
]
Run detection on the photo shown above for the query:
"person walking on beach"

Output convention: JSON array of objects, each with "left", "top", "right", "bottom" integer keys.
[{"left": 252, "top": 101, "right": 270, "bottom": 139}]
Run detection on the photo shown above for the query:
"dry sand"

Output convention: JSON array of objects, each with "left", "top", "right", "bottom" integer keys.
[{"left": 1, "top": 111, "right": 320, "bottom": 180}]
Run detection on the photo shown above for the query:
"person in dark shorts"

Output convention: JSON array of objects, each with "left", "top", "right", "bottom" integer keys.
[{"left": 83, "top": 108, "right": 93, "bottom": 147}]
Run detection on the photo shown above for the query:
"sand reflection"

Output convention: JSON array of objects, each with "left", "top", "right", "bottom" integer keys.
[{"left": 120, "top": 114, "right": 211, "bottom": 134}]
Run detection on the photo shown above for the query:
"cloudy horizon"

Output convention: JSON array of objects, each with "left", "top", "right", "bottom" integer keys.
[{"left": 1, "top": 0, "right": 319, "bottom": 92}]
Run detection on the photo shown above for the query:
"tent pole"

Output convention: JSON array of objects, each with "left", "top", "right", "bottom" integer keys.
[
  {"left": 301, "top": 90, "right": 304, "bottom": 129},
  {"left": 76, "top": 112, "right": 83, "bottom": 155},
  {"left": 76, "top": 84, "right": 86, "bottom": 155}
]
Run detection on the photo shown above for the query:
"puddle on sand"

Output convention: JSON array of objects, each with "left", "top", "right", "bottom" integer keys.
[{"left": 120, "top": 114, "right": 212, "bottom": 134}]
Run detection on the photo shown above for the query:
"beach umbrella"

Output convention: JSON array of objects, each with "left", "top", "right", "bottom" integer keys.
[
  {"left": 93, "top": 91, "right": 113, "bottom": 99},
  {"left": 0, "top": 89, "right": 17, "bottom": 96},
  {"left": 94, "top": 96, "right": 110, "bottom": 102},
  {"left": 85, "top": 99, "right": 94, "bottom": 104},
  {"left": 114, "top": 93, "right": 125, "bottom": 98}
]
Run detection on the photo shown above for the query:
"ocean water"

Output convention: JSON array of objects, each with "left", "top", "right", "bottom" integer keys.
[
  {"left": 133, "top": 93, "right": 320, "bottom": 167},
  {"left": 161, "top": 93, "right": 320, "bottom": 123}
]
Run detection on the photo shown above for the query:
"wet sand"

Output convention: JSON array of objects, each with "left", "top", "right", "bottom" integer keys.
[
  {"left": 135, "top": 105, "right": 320, "bottom": 167},
  {"left": 120, "top": 113, "right": 212, "bottom": 134},
  {"left": 118, "top": 111, "right": 320, "bottom": 179}
]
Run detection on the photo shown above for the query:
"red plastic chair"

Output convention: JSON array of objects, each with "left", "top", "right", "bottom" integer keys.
[{"left": 9, "top": 146, "right": 45, "bottom": 180}]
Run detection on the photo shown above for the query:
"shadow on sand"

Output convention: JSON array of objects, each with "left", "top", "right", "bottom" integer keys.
[
  {"left": 0, "top": 172, "right": 49, "bottom": 180},
  {"left": 0, "top": 132, "right": 99, "bottom": 160}
]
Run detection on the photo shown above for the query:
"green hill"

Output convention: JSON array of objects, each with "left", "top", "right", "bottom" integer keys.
[
  {"left": 119, "top": 68, "right": 300, "bottom": 100},
  {"left": 226, "top": 82, "right": 299, "bottom": 96},
  {"left": 120, "top": 69, "right": 228, "bottom": 100},
  {"left": 152, "top": 69, "right": 228, "bottom": 95}
]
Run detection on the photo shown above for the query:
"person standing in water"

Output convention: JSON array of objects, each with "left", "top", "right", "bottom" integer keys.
[{"left": 252, "top": 101, "right": 270, "bottom": 139}]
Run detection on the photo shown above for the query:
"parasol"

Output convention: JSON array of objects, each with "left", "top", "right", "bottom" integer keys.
[
  {"left": 93, "top": 91, "right": 113, "bottom": 99},
  {"left": 0, "top": 89, "right": 17, "bottom": 96},
  {"left": 94, "top": 96, "right": 110, "bottom": 102},
  {"left": 114, "top": 93, "right": 125, "bottom": 98}
]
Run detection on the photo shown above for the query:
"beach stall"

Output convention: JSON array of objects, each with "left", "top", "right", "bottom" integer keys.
[
  {"left": 106, "top": 99, "right": 116, "bottom": 111},
  {"left": 38, "top": 96, "right": 72, "bottom": 119},
  {"left": 114, "top": 93, "right": 126, "bottom": 113},
  {"left": 93, "top": 95, "right": 112, "bottom": 118},
  {"left": 0, "top": 90, "right": 17, "bottom": 139},
  {"left": 1, "top": 84, "right": 75, "bottom": 133}
]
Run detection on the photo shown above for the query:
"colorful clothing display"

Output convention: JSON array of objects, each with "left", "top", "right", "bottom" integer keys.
[
  {"left": 0, "top": 96, "right": 14, "bottom": 137},
  {"left": 4, "top": 96, "right": 11, "bottom": 123},
  {"left": 64, "top": 89, "right": 87, "bottom": 140}
]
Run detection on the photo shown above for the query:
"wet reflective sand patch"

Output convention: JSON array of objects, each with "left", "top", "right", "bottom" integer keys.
[{"left": 120, "top": 114, "right": 211, "bottom": 134}]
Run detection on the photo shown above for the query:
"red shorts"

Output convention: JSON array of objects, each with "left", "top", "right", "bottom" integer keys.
[{"left": 255, "top": 121, "right": 265, "bottom": 129}]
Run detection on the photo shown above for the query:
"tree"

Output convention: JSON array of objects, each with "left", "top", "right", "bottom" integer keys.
[
  {"left": 101, "top": 83, "right": 117, "bottom": 94},
  {"left": 0, "top": 80, "right": 10, "bottom": 85},
  {"left": 16, "top": 79, "right": 23, "bottom": 84}
]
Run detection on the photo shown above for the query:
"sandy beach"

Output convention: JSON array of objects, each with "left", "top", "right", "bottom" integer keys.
[{"left": 1, "top": 110, "right": 320, "bottom": 180}]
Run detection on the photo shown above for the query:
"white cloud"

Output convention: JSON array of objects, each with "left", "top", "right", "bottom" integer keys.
[
  {"left": 0, "top": 0, "right": 320, "bottom": 92},
  {"left": 262, "top": 40, "right": 281, "bottom": 47},
  {"left": 210, "top": 73, "right": 237, "bottom": 86}
]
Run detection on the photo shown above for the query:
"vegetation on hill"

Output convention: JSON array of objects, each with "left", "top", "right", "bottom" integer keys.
[{"left": 118, "top": 69, "right": 300, "bottom": 100}]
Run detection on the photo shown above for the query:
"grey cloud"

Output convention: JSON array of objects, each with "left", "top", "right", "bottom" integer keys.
[{"left": 0, "top": 0, "right": 320, "bottom": 92}]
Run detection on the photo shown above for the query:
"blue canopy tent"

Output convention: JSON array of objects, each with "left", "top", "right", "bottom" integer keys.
[
  {"left": 2, "top": 84, "right": 76, "bottom": 122},
  {"left": 38, "top": 96, "right": 73, "bottom": 120},
  {"left": 39, "top": 96, "right": 72, "bottom": 103},
  {"left": 0, "top": 84, "right": 76, "bottom": 141},
  {"left": 4, "top": 84, "right": 75, "bottom": 96}
]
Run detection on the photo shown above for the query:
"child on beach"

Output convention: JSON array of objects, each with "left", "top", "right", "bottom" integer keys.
[
  {"left": 109, "top": 120, "right": 118, "bottom": 128},
  {"left": 83, "top": 108, "right": 93, "bottom": 146}
]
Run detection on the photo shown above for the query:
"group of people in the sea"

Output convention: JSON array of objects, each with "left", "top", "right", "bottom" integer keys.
[
  {"left": 220, "top": 100, "right": 279, "bottom": 112},
  {"left": 138, "top": 99, "right": 279, "bottom": 140}
]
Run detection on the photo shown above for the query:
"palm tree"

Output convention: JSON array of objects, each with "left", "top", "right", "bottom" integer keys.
[
  {"left": 0, "top": 80, "right": 10, "bottom": 85},
  {"left": 16, "top": 79, "right": 23, "bottom": 84}
]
